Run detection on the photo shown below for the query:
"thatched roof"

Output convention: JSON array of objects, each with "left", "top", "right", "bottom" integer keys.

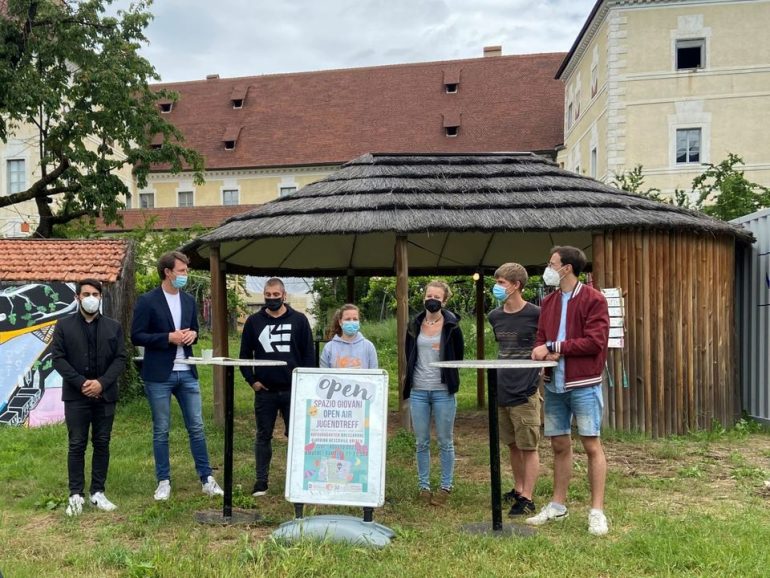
[{"left": 182, "top": 153, "right": 752, "bottom": 276}]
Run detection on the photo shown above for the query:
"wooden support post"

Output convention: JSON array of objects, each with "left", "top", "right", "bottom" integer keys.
[
  {"left": 346, "top": 272, "right": 355, "bottom": 304},
  {"left": 475, "top": 272, "right": 486, "bottom": 408},
  {"left": 210, "top": 245, "right": 229, "bottom": 426},
  {"left": 395, "top": 236, "right": 410, "bottom": 429}
]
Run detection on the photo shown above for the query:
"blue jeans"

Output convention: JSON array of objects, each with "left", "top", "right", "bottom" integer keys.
[
  {"left": 410, "top": 389, "right": 456, "bottom": 490},
  {"left": 144, "top": 371, "right": 213, "bottom": 483},
  {"left": 254, "top": 390, "right": 292, "bottom": 484}
]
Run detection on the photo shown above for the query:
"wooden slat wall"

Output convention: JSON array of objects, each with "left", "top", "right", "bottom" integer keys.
[{"left": 591, "top": 231, "right": 739, "bottom": 436}]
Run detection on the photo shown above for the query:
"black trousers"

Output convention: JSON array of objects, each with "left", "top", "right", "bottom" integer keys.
[
  {"left": 254, "top": 390, "right": 291, "bottom": 484},
  {"left": 64, "top": 398, "right": 116, "bottom": 496}
]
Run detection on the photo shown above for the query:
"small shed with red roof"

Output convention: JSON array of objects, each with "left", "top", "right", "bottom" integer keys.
[{"left": 0, "top": 239, "right": 134, "bottom": 426}]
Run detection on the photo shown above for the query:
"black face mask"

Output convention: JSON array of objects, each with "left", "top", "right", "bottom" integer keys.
[
  {"left": 424, "top": 299, "right": 442, "bottom": 314},
  {"left": 264, "top": 298, "right": 283, "bottom": 311}
]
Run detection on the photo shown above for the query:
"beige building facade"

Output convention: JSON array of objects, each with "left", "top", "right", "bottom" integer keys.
[{"left": 557, "top": 0, "right": 770, "bottom": 195}]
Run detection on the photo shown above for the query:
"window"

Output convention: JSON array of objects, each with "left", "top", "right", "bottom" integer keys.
[
  {"left": 676, "top": 128, "right": 701, "bottom": 164},
  {"left": 279, "top": 186, "right": 297, "bottom": 197},
  {"left": 224, "top": 140, "right": 235, "bottom": 150},
  {"left": 590, "top": 65, "right": 598, "bottom": 98},
  {"left": 574, "top": 90, "right": 581, "bottom": 120},
  {"left": 445, "top": 83, "right": 458, "bottom": 94},
  {"left": 222, "top": 189, "right": 239, "bottom": 206},
  {"left": 676, "top": 39, "right": 705, "bottom": 70},
  {"left": 232, "top": 99, "right": 243, "bottom": 109},
  {"left": 125, "top": 191, "right": 132, "bottom": 209},
  {"left": 159, "top": 102, "right": 173, "bottom": 113},
  {"left": 590, "top": 148, "right": 598, "bottom": 178},
  {"left": 445, "top": 126, "right": 459, "bottom": 137},
  {"left": 574, "top": 165, "right": 581, "bottom": 175},
  {"left": 139, "top": 192, "right": 154, "bottom": 209},
  {"left": 7, "top": 159, "right": 25, "bottom": 195},
  {"left": 567, "top": 103, "right": 573, "bottom": 129},
  {"left": 178, "top": 191, "right": 194, "bottom": 207}
]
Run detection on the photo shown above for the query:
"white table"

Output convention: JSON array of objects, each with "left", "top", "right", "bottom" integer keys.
[
  {"left": 184, "top": 357, "right": 286, "bottom": 523},
  {"left": 431, "top": 359, "right": 556, "bottom": 535}
]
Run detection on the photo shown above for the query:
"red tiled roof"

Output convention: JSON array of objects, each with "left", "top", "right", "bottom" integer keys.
[
  {"left": 96, "top": 205, "right": 260, "bottom": 233},
  {"left": 0, "top": 239, "right": 129, "bottom": 283},
  {"left": 152, "top": 53, "right": 566, "bottom": 171}
]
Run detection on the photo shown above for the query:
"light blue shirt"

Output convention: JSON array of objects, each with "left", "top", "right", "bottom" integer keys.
[{"left": 546, "top": 289, "right": 572, "bottom": 394}]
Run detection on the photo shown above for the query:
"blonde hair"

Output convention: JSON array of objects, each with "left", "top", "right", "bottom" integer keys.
[
  {"left": 327, "top": 303, "right": 360, "bottom": 338},
  {"left": 493, "top": 262, "right": 528, "bottom": 291},
  {"left": 425, "top": 279, "right": 451, "bottom": 303}
]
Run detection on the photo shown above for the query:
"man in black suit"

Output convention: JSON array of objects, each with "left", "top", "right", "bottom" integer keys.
[
  {"left": 131, "top": 251, "right": 223, "bottom": 501},
  {"left": 52, "top": 279, "right": 127, "bottom": 516}
]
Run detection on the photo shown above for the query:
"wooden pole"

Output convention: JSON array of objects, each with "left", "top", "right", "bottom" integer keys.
[
  {"left": 395, "top": 236, "right": 410, "bottom": 429},
  {"left": 346, "top": 272, "right": 355, "bottom": 304},
  {"left": 210, "top": 245, "right": 228, "bottom": 427},
  {"left": 475, "top": 272, "right": 486, "bottom": 409}
]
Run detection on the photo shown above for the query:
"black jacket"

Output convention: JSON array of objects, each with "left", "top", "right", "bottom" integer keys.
[
  {"left": 404, "top": 309, "right": 464, "bottom": 399},
  {"left": 239, "top": 304, "right": 315, "bottom": 392},
  {"left": 52, "top": 312, "right": 127, "bottom": 403}
]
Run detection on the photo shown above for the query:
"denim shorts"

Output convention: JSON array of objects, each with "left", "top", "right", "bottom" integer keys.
[{"left": 543, "top": 385, "right": 603, "bottom": 437}]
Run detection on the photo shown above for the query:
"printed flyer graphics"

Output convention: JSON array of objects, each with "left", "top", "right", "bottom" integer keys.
[{"left": 286, "top": 369, "right": 388, "bottom": 508}]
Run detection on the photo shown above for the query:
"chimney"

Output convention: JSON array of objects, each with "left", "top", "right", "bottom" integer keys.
[
  {"left": 206, "top": 74, "right": 220, "bottom": 80},
  {"left": 483, "top": 45, "right": 502, "bottom": 57}
]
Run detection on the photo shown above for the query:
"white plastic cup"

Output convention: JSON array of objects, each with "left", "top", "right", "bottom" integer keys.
[{"left": 201, "top": 348, "right": 213, "bottom": 361}]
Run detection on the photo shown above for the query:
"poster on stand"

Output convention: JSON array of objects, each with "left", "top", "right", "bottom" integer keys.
[{"left": 285, "top": 368, "right": 388, "bottom": 508}]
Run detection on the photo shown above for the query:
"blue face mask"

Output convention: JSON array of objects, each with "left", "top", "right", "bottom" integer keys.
[
  {"left": 341, "top": 321, "right": 360, "bottom": 336},
  {"left": 492, "top": 284, "right": 509, "bottom": 301},
  {"left": 171, "top": 275, "right": 188, "bottom": 289}
]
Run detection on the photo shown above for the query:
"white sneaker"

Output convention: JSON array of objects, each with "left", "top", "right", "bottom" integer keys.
[
  {"left": 89, "top": 491, "right": 117, "bottom": 512},
  {"left": 202, "top": 475, "right": 224, "bottom": 497},
  {"left": 588, "top": 509, "right": 609, "bottom": 536},
  {"left": 65, "top": 494, "right": 84, "bottom": 517},
  {"left": 154, "top": 480, "right": 171, "bottom": 501},
  {"left": 525, "top": 502, "right": 569, "bottom": 526}
]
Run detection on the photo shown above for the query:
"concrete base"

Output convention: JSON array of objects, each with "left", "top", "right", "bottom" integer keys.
[
  {"left": 461, "top": 522, "right": 537, "bottom": 537},
  {"left": 194, "top": 508, "right": 263, "bottom": 525},
  {"left": 272, "top": 515, "right": 395, "bottom": 548}
]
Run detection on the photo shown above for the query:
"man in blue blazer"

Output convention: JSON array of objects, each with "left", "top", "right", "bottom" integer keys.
[{"left": 131, "top": 250, "right": 223, "bottom": 501}]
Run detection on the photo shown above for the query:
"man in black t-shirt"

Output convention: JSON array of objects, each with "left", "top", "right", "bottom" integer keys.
[{"left": 488, "top": 263, "right": 542, "bottom": 517}]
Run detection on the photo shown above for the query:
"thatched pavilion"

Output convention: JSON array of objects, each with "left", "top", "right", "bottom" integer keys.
[{"left": 183, "top": 152, "right": 752, "bottom": 437}]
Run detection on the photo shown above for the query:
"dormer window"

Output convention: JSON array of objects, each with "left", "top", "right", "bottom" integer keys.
[
  {"left": 230, "top": 86, "right": 247, "bottom": 109},
  {"left": 443, "top": 69, "right": 461, "bottom": 94},
  {"left": 443, "top": 111, "right": 461, "bottom": 138},
  {"left": 221, "top": 126, "right": 242, "bottom": 151}
]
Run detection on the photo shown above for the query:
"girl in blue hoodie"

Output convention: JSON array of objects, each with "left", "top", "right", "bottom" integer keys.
[{"left": 319, "top": 304, "right": 378, "bottom": 369}]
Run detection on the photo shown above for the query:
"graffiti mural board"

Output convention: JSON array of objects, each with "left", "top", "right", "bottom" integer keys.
[
  {"left": 285, "top": 368, "right": 389, "bottom": 508},
  {"left": 0, "top": 282, "right": 79, "bottom": 426}
]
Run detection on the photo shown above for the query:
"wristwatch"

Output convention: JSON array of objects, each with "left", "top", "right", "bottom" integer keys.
[{"left": 546, "top": 341, "right": 555, "bottom": 353}]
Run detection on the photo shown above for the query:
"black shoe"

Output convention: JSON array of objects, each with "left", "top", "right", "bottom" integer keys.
[
  {"left": 503, "top": 488, "right": 521, "bottom": 504},
  {"left": 508, "top": 497, "right": 536, "bottom": 516},
  {"left": 252, "top": 481, "right": 268, "bottom": 497}
]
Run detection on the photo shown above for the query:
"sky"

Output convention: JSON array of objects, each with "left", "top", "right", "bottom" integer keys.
[{"left": 130, "top": 0, "right": 597, "bottom": 83}]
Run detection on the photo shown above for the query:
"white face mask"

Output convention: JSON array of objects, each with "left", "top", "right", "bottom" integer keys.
[
  {"left": 543, "top": 266, "right": 563, "bottom": 287},
  {"left": 81, "top": 295, "right": 101, "bottom": 314}
]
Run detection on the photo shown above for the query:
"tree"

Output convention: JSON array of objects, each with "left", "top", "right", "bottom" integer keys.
[
  {"left": 0, "top": 0, "right": 203, "bottom": 237},
  {"left": 692, "top": 153, "right": 770, "bottom": 221},
  {"left": 612, "top": 164, "right": 664, "bottom": 201},
  {"left": 612, "top": 156, "right": 770, "bottom": 220}
]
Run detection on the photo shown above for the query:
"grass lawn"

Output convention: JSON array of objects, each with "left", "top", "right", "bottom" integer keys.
[{"left": 2, "top": 328, "right": 770, "bottom": 577}]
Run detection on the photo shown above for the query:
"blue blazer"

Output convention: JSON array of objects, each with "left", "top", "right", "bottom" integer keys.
[{"left": 131, "top": 286, "right": 199, "bottom": 382}]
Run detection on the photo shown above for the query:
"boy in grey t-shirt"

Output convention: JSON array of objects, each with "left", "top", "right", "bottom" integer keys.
[{"left": 488, "top": 262, "right": 542, "bottom": 516}]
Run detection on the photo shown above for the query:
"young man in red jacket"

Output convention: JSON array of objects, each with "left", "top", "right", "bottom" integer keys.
[{"left": 527, "top": 246, "right": 610, "bottom": 536}]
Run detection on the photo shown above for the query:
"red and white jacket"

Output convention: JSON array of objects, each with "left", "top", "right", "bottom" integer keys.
[{"left": 535, "top": 281, "right": 609, "bottom": 390}]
